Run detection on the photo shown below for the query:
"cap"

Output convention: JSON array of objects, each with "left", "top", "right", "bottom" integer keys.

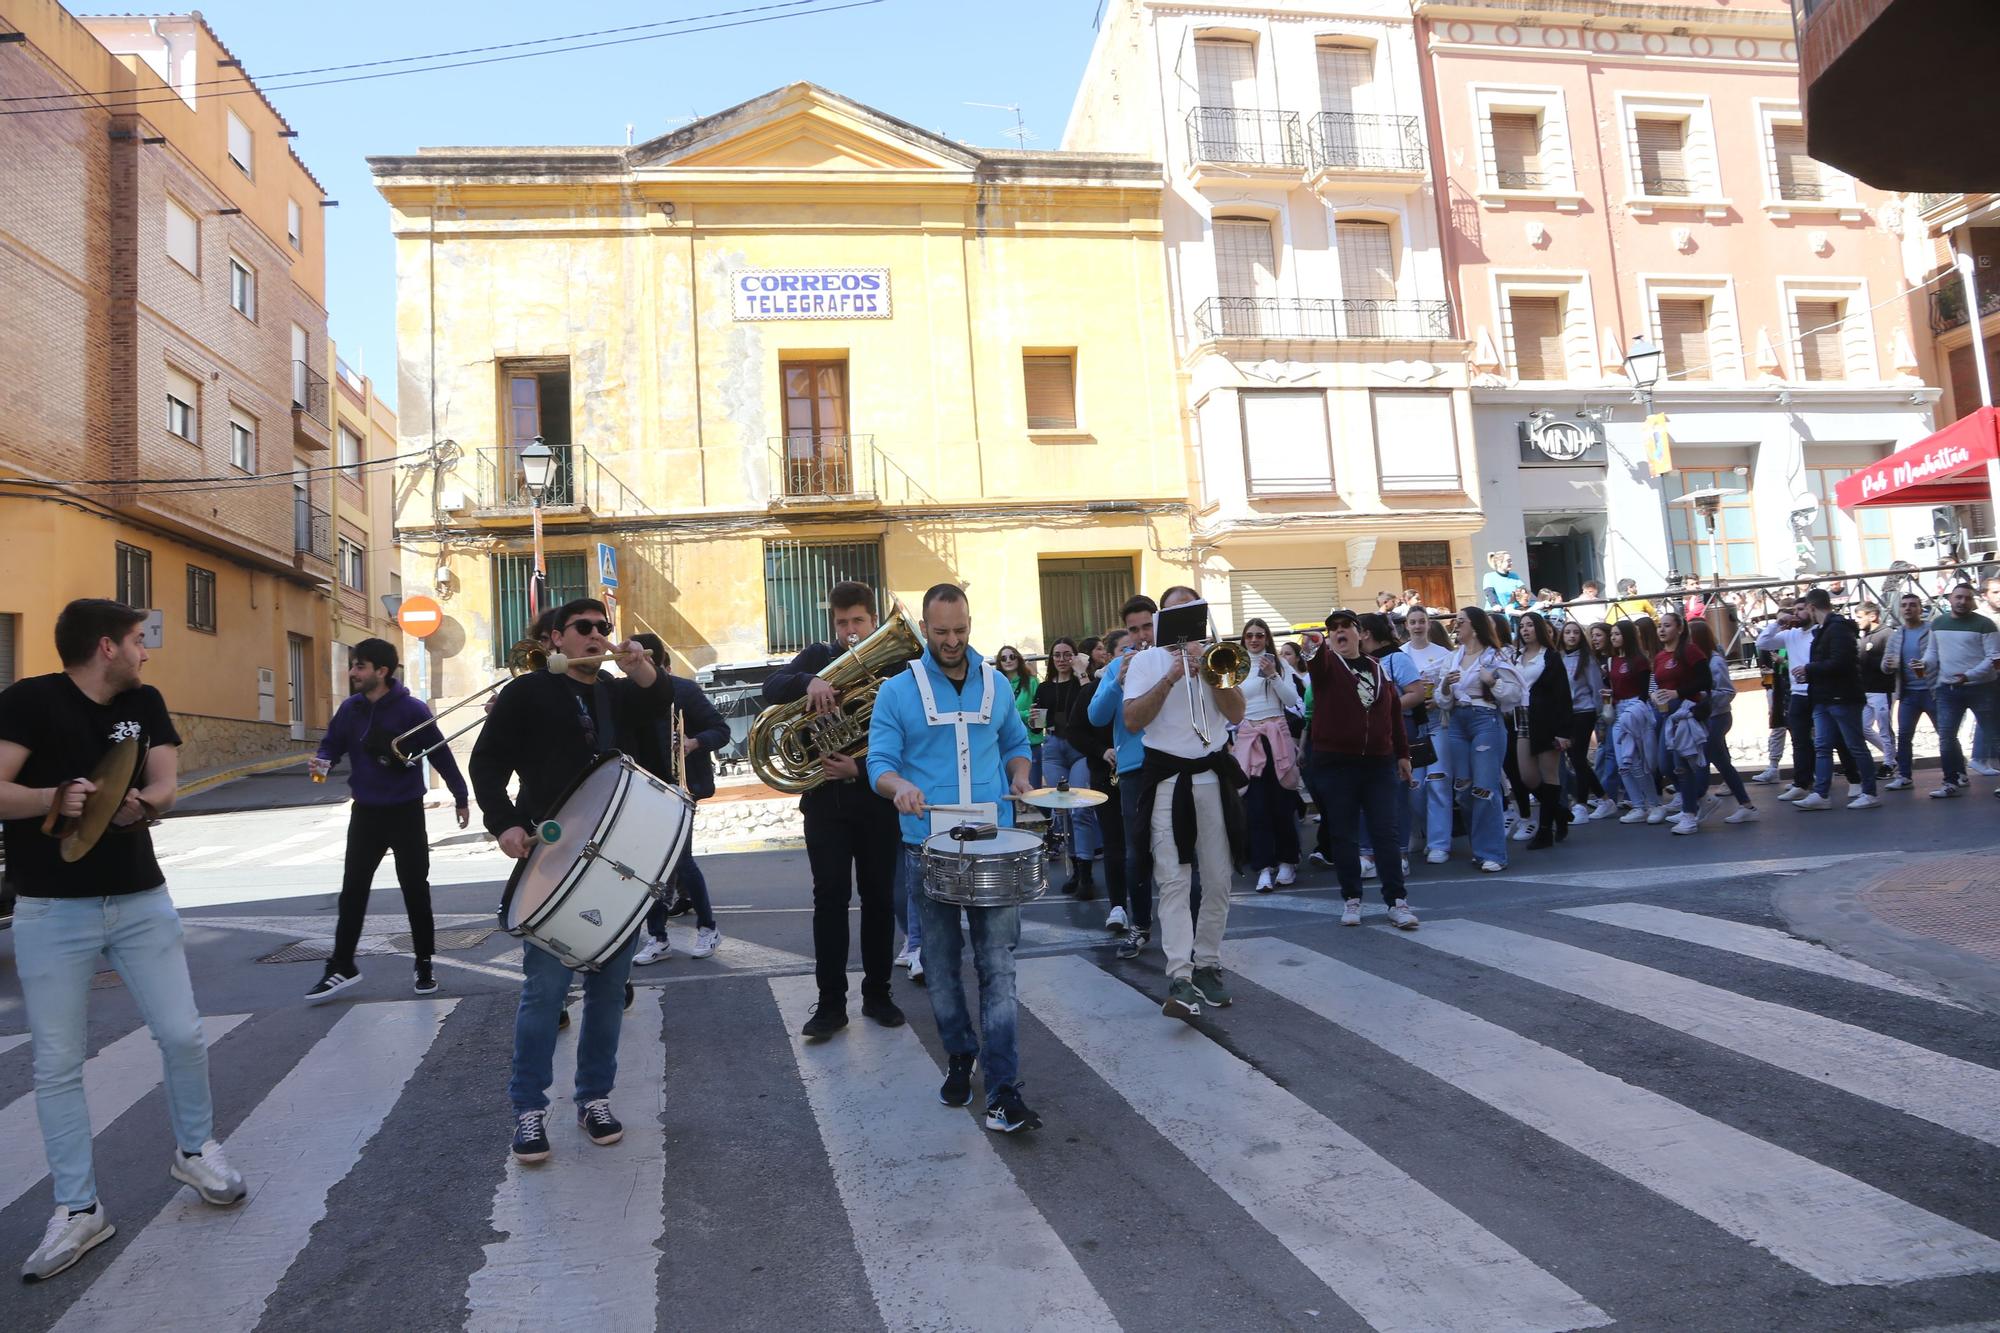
[{"left": 1323, "top": 608, "right": 1360, "bottom": 628}]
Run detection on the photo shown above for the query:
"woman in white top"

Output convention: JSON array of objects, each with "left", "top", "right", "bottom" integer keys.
[
  {"left": 1399, "top": 607, "right": 1453, "bottom": 864},
  {"left": 1230, "top": 618, "right": 1303, "bottom": 890},
  {"left": 1437, "top": 607, "right": 1522, "bottom": 872}
]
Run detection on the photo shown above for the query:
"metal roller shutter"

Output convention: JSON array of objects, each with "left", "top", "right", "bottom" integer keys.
[{"left": 1228, "top": 568, "right": 1341, "bottom": 636}]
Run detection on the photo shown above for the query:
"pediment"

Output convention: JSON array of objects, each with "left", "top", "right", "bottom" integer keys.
[{"left": 631, "top": 83, "right": 978, "bottom": 173}]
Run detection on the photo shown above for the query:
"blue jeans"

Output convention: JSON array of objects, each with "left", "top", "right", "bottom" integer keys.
[
  {"left": 1813, "top": 701, "right": 1877, "bottom": 797},
  {"left": 1593, "top": 717, "right": 1626, "bottom": 803},
  {"left": 1613, "top": 699, "right": 1662, "bottom": 809},
  {"left": 1896, "top": 689, "right": 1938, "bottom": 780},
  {"left": 1443, "top": 706, "right": 1508, "bottom": 866},
  {"left": 1039, "top": 735, "right": 1100, "bottom": 862},
  {"left": 509, "top": 930, "right": 639, "bottom": 1113},
  {"left": 14, "top": 888, "right": 214, "bottom": 1210},
  {"left": 906, "top": 846, "right": 1020, "bottom": 1103},
  {"left": 893, "top": 840, "right": 919, "bottom": 952},
  {"left": 1308, "top": 755, "right": 1408, "bottom": 904},
  {"left": 1936, "top": 680, "right": 2000, "bottom": 784},
  {"left": 1361, "top": 715, "right": 1423, "bottom": 863},
  {"left": 1120, "top": 775, "right": 1153, "bottom": 930}
]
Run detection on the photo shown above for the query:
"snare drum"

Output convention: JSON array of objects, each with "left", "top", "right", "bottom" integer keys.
[
  {"left": 498, "top": 753, "right": 693, "bottom": 970},
  {"left": 920, "top": 827, "right": 1047, "bottom": 908}
]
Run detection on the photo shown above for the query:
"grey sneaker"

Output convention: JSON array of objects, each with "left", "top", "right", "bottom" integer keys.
[
  {"left": 21, "top": 1204, "right": 114, "bottom": 1282},
  {"left": 1388, "top": 900, "right": 1420, "bottom": 930},
  {"left": 1341, "top": 899, "right": 1363, "bottom": 927},
  {"left": 1115, "top": 927, "right": 1148, "bottom": 961},
  {"left": 1190, "top": 966, "right": 1232, "bottom": 1008},
  {"left": 1162, "top": 978, "right": 1202, "bottom": 1021},
  {"left": 169, "top": 1139, "right": 246, "bottom": 1206}
]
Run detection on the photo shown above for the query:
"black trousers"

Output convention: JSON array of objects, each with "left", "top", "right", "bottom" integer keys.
[
  {"left": 1788, "top": 695, "right": 1858, "bottom": 788},
  {"left": 1566, "top": 712, "right": 1606, "bottom": 802},
  {"left": 1086, "top": 761, "right": 1127, "bottom": 909},
  {"left": 806, "top": 798, "right": 901, "bottom": 1005},
  {"left": 331, "top": 800, "right": 432, "bottom": 973}
]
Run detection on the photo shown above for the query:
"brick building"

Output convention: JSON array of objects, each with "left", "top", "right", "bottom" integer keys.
[{"left": 0, "top": 3, "right": 340, "bottom": 769}]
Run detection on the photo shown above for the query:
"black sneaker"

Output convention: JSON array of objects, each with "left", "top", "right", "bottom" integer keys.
[
  {"left": 938, "top": 1052, "right": 976, "bottom": 1108},
  {"left": 623, "top": 982, "right": 635, "bottom": 1011},
  {"left": 985, "top": 1083, "right": 1042, "bottom": 1134},
  {"left": 304, "top": 969, "right": 360, "bottom": 1004},
  {"left": 1115, "top": 927, "right": 1149, "bottom": 961},
  {"left": 577, "top": 1098, "right": 623, "bottom": 1146},
  {"left": 801, "top": 1003, "right": 848, "bottom": 1039},
  {"left": 512, "top": 1110, "right": 551, "bottom": 1163},
  {"left": 413, "top": 959, "right": 438, "bottom": 996},
  {"left": 860, "top": 995, "right": 906, "bottom": 1028},
  {"left": 557, "top": 1005, "right": 571, "bottom": 1031}
]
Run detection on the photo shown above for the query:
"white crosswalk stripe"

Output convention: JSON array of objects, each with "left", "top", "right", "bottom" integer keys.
[
  {"left": 153, "top": 844, "right": 226, "bottom": 866},
  {"left": 0, "top": 1031, "right": 30, "bottom": 1057},
  {"left": 271, "top": 836, "right": 352, "bottom": 866},
  {"left": 202, "top": 829, "right": 328, "bottom": 868},
  {"left": 50, "top": 1000, "right": 454, "bottom": 1332},
  {"left": 1018, "top": 955, "right": 1610, "bottom": 1333},
  {"left": 1403, "top": 920, "right": 2000, "bottom": 1149}
]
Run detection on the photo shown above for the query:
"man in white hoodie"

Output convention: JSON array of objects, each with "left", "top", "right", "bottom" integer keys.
[{"left": 1922, "top": 582, "right": 2000, "bottom": 798}]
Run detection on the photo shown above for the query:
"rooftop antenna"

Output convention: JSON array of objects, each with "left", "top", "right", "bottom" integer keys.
[
  {"left": 964, "top": 101, "right": 1035, "bottom": 148},
  {"left": 625, "top": 122, "right": 635, "bottom": 146}
]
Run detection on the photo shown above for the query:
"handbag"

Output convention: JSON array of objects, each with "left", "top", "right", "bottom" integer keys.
[{"left": 1408, "top": 733, "right": 1438, "bottom": 768}]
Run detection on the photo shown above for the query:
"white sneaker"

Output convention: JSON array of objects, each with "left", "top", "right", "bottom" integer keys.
[
  {"left": 691, "top": 926, "right": 721, "bottom": 958},
  {"left": 1618, "top": 807, "right": 1647, "bottom": 824},
  {"left": 1341, "top": 899, "right": 1362, "bottom": 927},
  {"left": 1388, "top": 900, "right": 1420, "bottom": 930},
  {"left": 1425, "top": 848, "right": 1449, "bottom": 864},
  {"left": 1885, "top": 775, "right": 1913, "bottom": 790},
  {"left": 1645, "top": 806, "right": 1668, "bottom": 825},
  {"left": 1749, "top": 767, "right": 1781, "bottom": 785},
  {"left": 1970, "top": 760, "right": 2000, "bottom": 777},
  {"left": 1777, "top": 785, "right": 1806, "bottom": 802},
  {"left": 1105, "top": 906, "right": 1128, "bottom": 932},
  {"left": 1589, "top": 798, "right": 1618, "bottom": 821},
  {"left": 633, "top": 936, "right": 672, "bottom": 966},
  {"left": 1725, "top": 803, "right": 1760, "bottom": 824},
  {"left": 1478, "top": 860, "right": 1504, "bottom": 874},
  {"left": 1930, "top": 784, "right": 1962, "bottom": 799},
  {"left": 1255, "top": 867, "right": 1275, "bottom": 893},
  {"left": 1793, "top": 792, "right": 1831, "bottom": 810},
  {"left": 1696, "top": 794, "right": 1723, "bottom": 824},
  {"left": 169, "top": 1139, "right": 246, "bottom": 1206},
  {"left": 1569, "top": 802, "right": 1591, "bottom": 824},
  {"left": 895, "top": 944, "right": 919, "bottom": 969},
  {"left": 1669, "top": 814, "right": 1700, "bottom": 835},
  {"left": 1510, "top": 820, "right": 1537, "bottom": 842},
  {"left": 1275, "top": 863, "right": 1297, "bottom": 886},
  {"left": 1847, "top": 793, "right": 1882, "bottom": 810},
  {"left": 21, "top": 1204, "right": 114, "bottom": 1282},
  {"left": 1360, "top": 855, "right": 1378, "bottom": 880},
  {"left": 1663, "top": 798, "right": 1684, "bottom": 816}
]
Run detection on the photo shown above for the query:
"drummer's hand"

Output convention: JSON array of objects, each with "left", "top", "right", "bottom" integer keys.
[
  {"left": 1010, "top": 771, "right": 1035, "bottom": 798},
  {"left": 110, "top": 790, "right": 145, "bottom": 827},
  {"left": 821, "top": 751, "right": 860, "bottom": 781},
  {"left": 498, "top": 826, "right": 536, "bottom": 859},
  {"left": 1102, "top": 748, "right": 1116, "bottom": 768},
  {"left": 55, "top": 779, "right": 95, "bottom": 820},
  {"left": 805, "top": 678, "right": 841, "bottom": 716},
  {"left": 455, "top": 803, "right": 470, "bottom": 830},
  {"left": 613, "top": 639, "right": 657, "bottom": 686},
  {"left": 891, "top": 782, "right": 927, "bottom": 817}
]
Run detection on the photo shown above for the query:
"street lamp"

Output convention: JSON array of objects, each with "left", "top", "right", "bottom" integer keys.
[
  {"left": 519, "top": 435, "right": 554, "bottom": 620},
  {"left": 1623, "top": 335, "right": 1664, "bottom": 404}
]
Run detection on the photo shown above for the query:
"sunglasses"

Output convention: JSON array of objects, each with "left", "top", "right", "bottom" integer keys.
[{"left": 563, "top": 619, "right": 615, "bottom": 638}]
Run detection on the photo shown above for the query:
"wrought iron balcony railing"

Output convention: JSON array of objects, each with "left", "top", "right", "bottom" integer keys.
[
  {"left": 1776, "top": 179, "right": 1838, "bottom": 202},
  {"left": 1186, "top": 107, "right": 1305, "bottom": 170},
  {"left": 1918, "top": 192, "right": 1960, "bottom": 215},
  {"left": 1931, "top": 281, "right": 2000, "bottom": 335},
  {"left": 1308, "top": 112, "right": 1425, "bottom": 173},
  {"left": 769, "top": 434, "right": 877, "bottom": 502},
  {"left": 1495, "top": 169, "right": 1550, "bottom": 190},
  {"left": 472, "top": 444, "right": 650, "bottom": 515},
  {"left": 291, "top": 360, "right": 329, "bottom": 428},
  {"left": 1639, "top": 175, "right": 1698, "bottom": 197},
  {"left": 293, "top": 502, "right": 331, "bottom": 562},
  {"left": 1194, "top": 296, "right": 1452, "bottom": 341}
]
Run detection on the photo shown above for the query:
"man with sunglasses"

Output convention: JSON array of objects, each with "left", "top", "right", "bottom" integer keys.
[{"left": 471, "top": 598, "right": 676, "bottom": 1165}]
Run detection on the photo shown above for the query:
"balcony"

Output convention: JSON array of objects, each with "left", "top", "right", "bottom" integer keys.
[
  {"left": 1307, "top": 112, "right": 1426, "bottom": 190},
  {"left": 1193, "top": 296, "right": 1452, "bottom": 343},
  {"left": 1930, "top": 281, "right": 2000, "bottom": 336},
  {"left": 293, "top": 500, "right": 331, "bottom": 577},
  {"left": 768, "top": 434, "right": 878, "bottom": 506},
  {"left": 291, "top": 360, "right": 331, "bottom": 451},
  {"left": 1185, "top": 107, "right": 1304, "bottom": 186},
  {"left": 469, "top": 444, "right": 649, "bottom": 522},
  {"left": 1919, "top": 192, "right": 1958, "bottom": 216}
]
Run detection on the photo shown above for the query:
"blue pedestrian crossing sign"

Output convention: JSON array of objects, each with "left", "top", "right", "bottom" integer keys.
[{"left": 596, "top": 542, "right": 618, "bottom": 589}]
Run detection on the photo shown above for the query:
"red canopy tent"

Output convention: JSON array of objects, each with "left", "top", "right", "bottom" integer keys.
[{"left": 1835, "top": 407, "right": 2000, "bottom": 511}]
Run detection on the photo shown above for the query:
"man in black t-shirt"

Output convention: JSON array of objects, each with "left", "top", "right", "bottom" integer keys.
[
  {"left": 471, "top": 598, "right": 675, "bottom": 1166},
  {"left": 0, "top": 599, "right": 246, "bottom": 1283}
]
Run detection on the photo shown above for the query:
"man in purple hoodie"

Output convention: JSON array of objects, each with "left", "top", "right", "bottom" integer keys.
[{"left": 304, "top": 638, "right": 469, "bottom": 1002}]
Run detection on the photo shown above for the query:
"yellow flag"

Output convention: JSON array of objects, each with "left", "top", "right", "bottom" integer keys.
[{"left": 1644, "top": 413, "right": 1673, "bottom": 477}]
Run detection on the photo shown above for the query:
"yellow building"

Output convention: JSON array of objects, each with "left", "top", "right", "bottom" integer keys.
[
  {"left": 325, "top": 348, "right": 406, "bottom": 688},
  {"left": 370, "top": 84, "right": 1192, "bottom": 708}
]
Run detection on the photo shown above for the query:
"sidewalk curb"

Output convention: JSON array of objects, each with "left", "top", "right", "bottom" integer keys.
[
  {"left": 176, "top": 751, "right": 316, "bottom": 800},
  {"left": 1774, "top": 856, "right": 2000, "bottom": 1016}
]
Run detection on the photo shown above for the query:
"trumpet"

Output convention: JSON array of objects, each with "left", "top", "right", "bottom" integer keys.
[{"left": 387, "top": 638, "right": 619, "bottom": 765}]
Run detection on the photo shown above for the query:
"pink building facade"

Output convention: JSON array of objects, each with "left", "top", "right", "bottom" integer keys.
[{"left": 1417, "top": 0, "right": 1943, "bottom": 598}]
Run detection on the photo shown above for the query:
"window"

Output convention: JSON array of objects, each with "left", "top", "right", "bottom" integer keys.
[
  {"left": 286, "top": 198, "right": 303, "bottom": 250},
  {"left": 165, "top": 366, "right": 197, "bottom": 440},
  {"left": 779, "top": 360, "right": 852, "bottom": 496},
  {"left": 1038, "top": 556, "right": 1135, "bottom": 646},
  {"left": 339, "top": 538, "right": 366, "bottom": 593},
  {"left": 1657, "top": 297, "right": 1712, "bottom": 381},
  {"left": 1507, "top": 295, "right": 1566, "bottom": 381},
  {"left": 1371, "top": 391, "right": 1461, "bottom": 492},
  {"left": 1214, "top": 218, "right": 1276, "bottom": 301},
  {"left": 1664, "top": 470, "right": 1758, "bottom": 577},
  {"left": 1804, "top": 464, "right": 1894, "bottom": 573},
  {"left": 226, "top": 110, "right": 252, "bottom": 177},
  {"left": 1795, "top": 299, "right": 1847, "bottom": 382},
  {"left": 501, "top": 363, "right": 573, "bottom": 506},
  {"left": 764, "top": 539, "right": 883, "bottom": 656},
  {"left": 1769, "top": 124, "right": 1824, "bottom": 202},
  {"left": 1229, "top": 569, "right": 1341, "bottom": 637},
  {"left": 1194, "top": 38, "right": 1255, "bottom": 109},
  {"left": 1336, "top": 220, "right": 1395, "bottom": 335},
  {"left": 1316, "top": 44, "right": 1371, "bottom": 115},
  {"left": 115, "top": 543, "right": 152, "bottom": 609},
  {"left": 1023, "top": 353, "right": 1078, "bottom": 431},
  {"left": 1633, "top": 117, "right": 1692, "bottom": 196},
  {"left": 492, "top": 552, "right": 588, "bottom": 664},
  {"left": 291, "top": 324, "right": 309, "bottom": 405},
  {"left": 229, "top": 256, "right": 255, "bottom": 319},
  {"left": 1489, "top": 111, "right": 1545, "bottom": 189},
  {"left": 390, "top": 571, "right": 403, "bottom": 602},
  {"left": 186, "top": 565, "right": 216, "bottom": 633},
  {"left": 338, "top": 424, "right": 364, "bottom": 481},
  {"left": 230, "top": 416, "right": 255, "bottom": 472},
  {"left": 1241, "top": 389, "right": 1333, "bottom": 495},
  {"left": 165, "top": 198, "right": 198, "bottom": 273}
]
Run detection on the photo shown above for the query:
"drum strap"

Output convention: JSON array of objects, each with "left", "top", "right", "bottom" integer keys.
[{"left": 909, "top": 659, "right": 997, "bottom": 807}]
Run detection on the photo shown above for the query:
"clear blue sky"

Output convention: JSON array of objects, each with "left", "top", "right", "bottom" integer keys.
[{"left": 119, "top": 1, "right": 1108, "bottom": 408}]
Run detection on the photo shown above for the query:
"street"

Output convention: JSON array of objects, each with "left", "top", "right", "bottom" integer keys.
[{"left": 3, "top": 796, "right": 1998, "bottom": 1332}]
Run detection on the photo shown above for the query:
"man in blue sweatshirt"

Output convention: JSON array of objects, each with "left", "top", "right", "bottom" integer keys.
[
  {"left": 305, "top": 638, "right": 469, "bottom": 1002},
  {"left": 1088, "top": 594, "right": 1157, "bottom": 959}
]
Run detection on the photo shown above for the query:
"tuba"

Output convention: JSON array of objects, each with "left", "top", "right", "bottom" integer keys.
[{"left": 748, "top": 602, "right": 924, "bottom": 793}]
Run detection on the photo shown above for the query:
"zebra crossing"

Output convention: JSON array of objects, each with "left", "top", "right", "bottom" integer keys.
[{"left": 4, "top": 894, "right": 1997, "bottom": 1332}]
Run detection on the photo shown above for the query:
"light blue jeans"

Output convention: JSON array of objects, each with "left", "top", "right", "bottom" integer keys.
[
  {"left": 906, "top": 845, "right": 1020, "bottom": 1102},
  {"left": 13, "top": 888, "right": 215, "bottom": 1210},
  {"left": 1443, "top": 706, "right": 1509, "bottom": 866},
  {"left": 1613, "top": 698, "right": 1663, "bottom": 809},
  {"left": 1038, "top": 735, "right": 1101, "bottom": 862}
]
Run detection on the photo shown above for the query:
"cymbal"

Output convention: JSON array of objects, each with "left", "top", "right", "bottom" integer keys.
[
  {"left": 1013, "top": 785, "right": 1109, "bottom": 811},
  {"left": 60, "top": 737, "right": 141, "bottom": 864}
]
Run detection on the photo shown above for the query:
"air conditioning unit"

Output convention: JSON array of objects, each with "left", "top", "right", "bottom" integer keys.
[
  {"left": 256, "top": 668, "right": 276, "bottom": 724},
  {"left": 439, "top": 487, "right": 468, "bottom": 511}
]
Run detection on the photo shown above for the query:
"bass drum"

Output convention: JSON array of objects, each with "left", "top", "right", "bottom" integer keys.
[{"left": 498, "top": 752, "right": 693, "bottom": 971}]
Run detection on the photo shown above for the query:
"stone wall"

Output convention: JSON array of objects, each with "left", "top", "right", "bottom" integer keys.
[
  {"left": 172, "top": 712, "right": 316, "bottom": 776},
  {"left": 696, "top": 795, "right": 803, "bottom": 849}
]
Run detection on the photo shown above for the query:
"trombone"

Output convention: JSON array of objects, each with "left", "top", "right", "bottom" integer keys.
[{"left": 388, "top": 638, "right": 621, "bottom": 765}]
